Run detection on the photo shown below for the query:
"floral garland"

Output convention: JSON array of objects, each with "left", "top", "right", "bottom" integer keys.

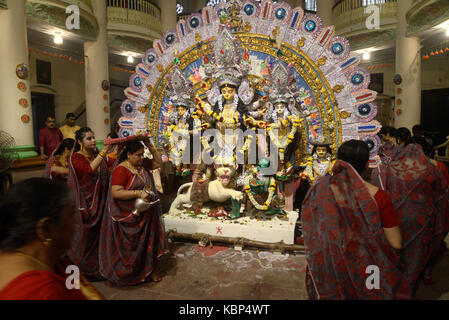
[
  {"left": 167, "top": 125, "right": 189, "bottom": 165},
  {"left": 243, "top": 174, "right": 277, "bottom": 211},
  {"left": 267, "top": 116, "right": 301, "bottom": 163}
]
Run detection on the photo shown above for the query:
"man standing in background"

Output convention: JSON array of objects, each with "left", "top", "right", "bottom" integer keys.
[
  {"left": 59, "top": 112, "right": 81, "bottom": 140},
  {"left": 38, "top": 116, "right": 62, "bottom": 160}
]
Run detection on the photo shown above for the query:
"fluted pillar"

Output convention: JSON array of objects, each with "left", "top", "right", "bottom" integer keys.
[
  {"left": 316, "top": 0, "right": 333, "bottom": 25},
  {"left": 0, "top": 0, "right": 37, "bottom": 158},
  {"left": 84, "top": 0, "right": 110, "bottom": 143},
  {"left": 394, "top": 0, "right": 421, "bottom": 130},
  {"left": 159, "top": 0, "right": 177, "bottom": 32}
]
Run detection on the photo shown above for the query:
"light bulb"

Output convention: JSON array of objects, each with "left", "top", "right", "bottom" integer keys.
[
  {"left": 363, "top": 52, "right": 370, "bottom": 61},
  {"left": 54, "top": 33, "right": 63, "bottom": 45},
  {"left": 446, "top": 26, "right": 449, "bottom": 37},
  {"left": 127, "top": 56, "right": 134, "bottom": 63}
]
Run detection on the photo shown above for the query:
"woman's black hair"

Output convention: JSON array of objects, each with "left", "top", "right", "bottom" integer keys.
[
  {"left": 74, "top": 127, "right": 93, "bottom": 152},
  {"left": 54, "top": 138, "right": 75, "bottom": 156},
  {"left": 312, "top": 144, "right": 332, "bottom": 156},
  {"left": 107, "top": 132, "right": 118, "bottom": 139},
  {"left": 412, "top": 136, "right": 433, "bottom": 156},
  {"left": 118, "top": 140, "right": 145, "bottom": 163},
  {"left": 0, "top": 178, "right": 71, "bottom": 252},
  {"left": 396, "top": 127, "right": 412, "bottom": 145},
  {"left": 337, "top": 140, "right": 370, "bottom": 175},
  {"left": 379, "top": 126, "right": 397, "bottom": 139}
]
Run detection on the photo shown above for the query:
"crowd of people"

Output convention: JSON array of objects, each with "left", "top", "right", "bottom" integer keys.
[
  {"left": 0, "top": 125, "right": 168, "bottom": 299},
  {"left": 302, "top": 126, "right": 449, "bottom": 299},
  {"left": 1, "top": 120, "right": 449, "bottom": 300}
]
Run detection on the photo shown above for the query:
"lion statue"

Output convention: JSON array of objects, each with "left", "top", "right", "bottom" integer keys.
[{"left": 169, "top": 164, "right": 244, "bottom": 215}]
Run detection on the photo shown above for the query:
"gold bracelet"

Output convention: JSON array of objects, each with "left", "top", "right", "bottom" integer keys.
[{"left": 99, "top": 152, "right": 106, "bottom": 158}]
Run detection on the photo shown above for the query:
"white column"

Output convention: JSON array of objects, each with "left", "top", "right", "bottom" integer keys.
[
  {"left": 0, "top": 0, "right": 37, "bottom": 158},
  {"left": 394, "top": 0, "right": 421, "bottom": 130},
  {"left": 84, "top": 0, "right": 110, "bottom": 142},
  {"left": 286, "top": 0, "right": 306, "bottom": 9},
  {"left": 316, "top": 0, "right": 333, "bottom": 26},
  {"left": 159, "top": 0, "right": 177, "bottom": 32}
]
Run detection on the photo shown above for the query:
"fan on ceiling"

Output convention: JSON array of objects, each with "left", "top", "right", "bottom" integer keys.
[{"left": 0, "top": 130, "right": 17, "bottom": 195}]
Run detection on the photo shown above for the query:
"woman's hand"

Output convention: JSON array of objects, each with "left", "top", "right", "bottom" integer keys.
[
  {"left": 139, "top": 190, "right": 151, "bottom": 201},
  {"left": 101, "top": 144, "right": 113, "bottom": 154}
]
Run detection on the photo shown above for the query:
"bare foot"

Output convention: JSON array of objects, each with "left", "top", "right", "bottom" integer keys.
[{"left": 150, "top": 272, "right": 162, "bottom": 283}]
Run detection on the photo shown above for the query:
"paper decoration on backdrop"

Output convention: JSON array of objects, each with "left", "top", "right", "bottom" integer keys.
[
  {"left": 102, "top": 80, "right": 110, "bottom": 91},
  {"left": 16, "top": 64, "right": 29, "bottom": 80},
  {"left": 17, "top": 82, "right": 26, "bottom": 92},
  {"left": 21, "top": 114, "right": 30, "bottom": 123},
  {"left": 393, "top": 74, "right": 402, "bottom": 85},
  {"left": 19, "top": 98, "right": 28, "bottom": 108}
]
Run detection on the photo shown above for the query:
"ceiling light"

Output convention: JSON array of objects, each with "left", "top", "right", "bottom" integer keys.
[
  {"left": 363, "top": 52, "right": 370, "bottom": 61},
  {"left": 54, "top": 33, "right": 63, "bottom": 45},
  {"left": 127, "top": 55, "right": 134, "bottom": 63}
]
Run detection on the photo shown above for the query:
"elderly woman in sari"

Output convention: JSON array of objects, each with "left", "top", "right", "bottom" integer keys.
[
  {"left": 371, "top": 132, "right": 449, "bottom": 291},
  {"left": 302, "top": 140, "right": 411, "bottom": 300},
  {"left": 99, "top": 137, "right": 168, "bottom": 286},
  {"left": 0, "top": 178, "right": 104, "bottom": 299},
  {"left": 42, "top": 138, "right": 75, "bottom": 181},
  {"left": 67, "top": 127, "right": 114, "bottom": 279}
]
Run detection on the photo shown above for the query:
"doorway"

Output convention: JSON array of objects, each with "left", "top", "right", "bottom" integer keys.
[{"left": 31, "top": 92, "right": 56, "bottom": 152}]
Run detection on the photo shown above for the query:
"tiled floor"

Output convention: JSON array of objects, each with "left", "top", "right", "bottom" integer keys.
[{"left": 92, "top": 238, "right": 449, "bottom": 300}]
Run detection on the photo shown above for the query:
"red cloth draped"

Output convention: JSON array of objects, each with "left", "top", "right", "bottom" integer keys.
[
  {"left": 42, "top": 141, "right": 68, "bottom": 181},
  {"left": 378, "top": 141, "right": 398, "bottom": 166},
  {"left": 0, "top": 270, "right": 87, "bottom": 300},
  {"left": 0, "top": 260, "right": 104, "bottom": 300},
  {"left": 302, "top": 160, "right": 412, "bottom": 300},
  {"left": 437, "top": 161, "right": 449, "bottom": 185},
  {"left": 99, "top": 163, "right": 169, "bottom": 286},
  {"left": 66, "top": 151, "right": 110, "bottom": 277},
  {"left": 371, "top": 144, "right": 449, "bottom": 287}
]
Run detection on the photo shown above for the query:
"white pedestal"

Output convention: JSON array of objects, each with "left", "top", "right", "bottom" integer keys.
[{"left": 163, "top": 210, "right": 299, "bottom": 244}]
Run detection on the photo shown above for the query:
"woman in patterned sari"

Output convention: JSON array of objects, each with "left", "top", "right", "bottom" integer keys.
[
  {"left": 99, "top": 138, "right": 168, "bottom": 286},
  {"left": 0, "top": 178, "right": 103, "bottom": 300},
  {"left": 371, "top": 135, "right": 449, "bottom": 290},
  {"left": 302, "top": 140, "right": 411, "bottom": 300},
  {"left": 67, "top": 127, "right": 114, "bottom": 279},
  {"left": 42, "top": 138, "right": 75, "bottom": 181}
]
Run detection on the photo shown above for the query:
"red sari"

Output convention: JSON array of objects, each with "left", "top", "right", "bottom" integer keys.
[
  {"left": 302, "top": 160, "right": 412, "bottom": 300},
  {"left": 0, "top": 261, "right": 104, "bottom": 300},
  {"left": 371, "top": 144, "right": 449, "bottom": 288},
  {"left": 66, "top": 151, "right": 111, "bottom": 278},
  {"left": 99, "top": 159, "right": 169, "bottom": 286}
]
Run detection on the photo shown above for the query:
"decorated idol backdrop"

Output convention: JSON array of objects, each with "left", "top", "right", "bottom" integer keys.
[{"left": 118, "top": 0, "right": 381, "bottom": 166}]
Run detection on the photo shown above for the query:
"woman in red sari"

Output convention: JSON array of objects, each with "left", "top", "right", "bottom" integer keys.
[
  {"left": 99, "top": 138, "right": 168, "bottom": 286},
  {"left": 302, "top": 140, "right": 411, "bottom": 300},
  {"left": 371, "top": 133, "right": 449, "bottom": 291},
  {"left": 67, "top": 127, "right": 114, "bottom": 279},
  {"left": 0, "top": 178, "right": 104, "bottom": 300},
  {"left": 42, "top": 138, "right": 75, "bottom": 181}
]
